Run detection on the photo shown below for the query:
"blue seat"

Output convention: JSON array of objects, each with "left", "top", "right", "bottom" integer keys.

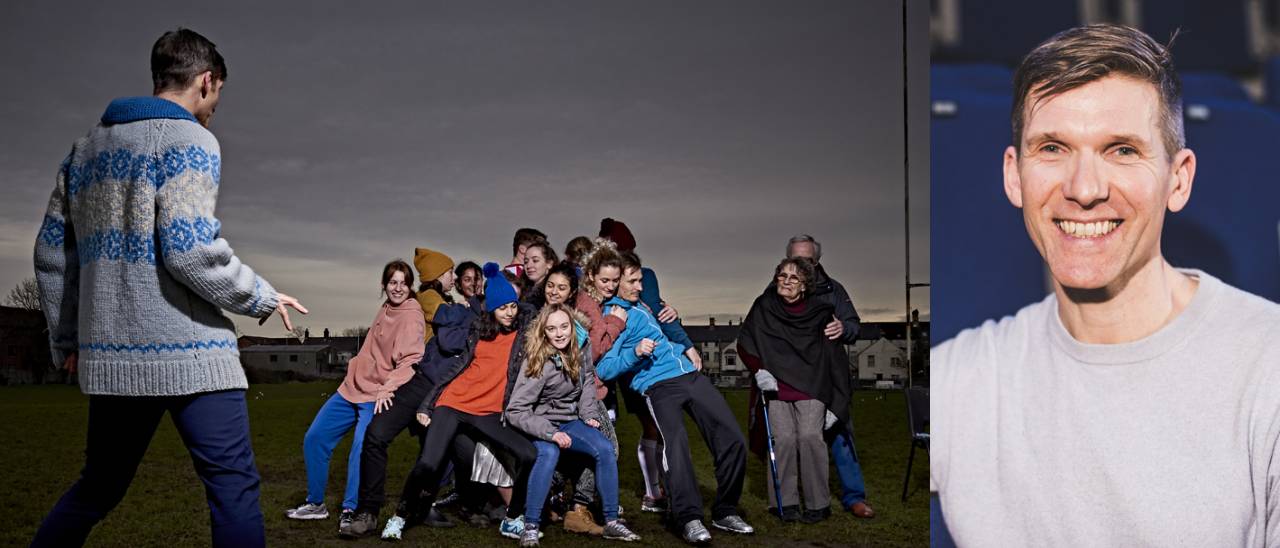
[
  {"left": 931, "top": 63, "right": 1013, "bottom": 96},
  {"left": 933, "top": 1, "right": 1080, "bottom": 65},
  {"left": 1181, "top": 71, "right": 1251, "bottom": 102},
  {"left": 1170, "top": 98, "right": 1280, "bottom": 300},
  {"left": 930, "top": 87, "right": 1049, "bottom": 344},
  {"left": 1265, "top": 55, "right": 1280, "bottom": 110},
  {"left": 1139, "top": 0, "right": 1257, "bottom": 73}
]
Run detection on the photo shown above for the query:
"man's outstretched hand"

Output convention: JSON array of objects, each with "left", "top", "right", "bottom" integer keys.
[{"left": 259, "top": 292, "right": 309, "bottom": 332}]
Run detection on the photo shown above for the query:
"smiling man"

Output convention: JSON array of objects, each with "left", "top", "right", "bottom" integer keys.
[{"left": 931, "top": 24, "right": 1280, "bottom": 547}]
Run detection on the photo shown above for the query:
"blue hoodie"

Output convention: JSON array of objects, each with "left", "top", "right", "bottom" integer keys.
[{"left": 595, "top": 296, "right": 695, "bottom": 394}]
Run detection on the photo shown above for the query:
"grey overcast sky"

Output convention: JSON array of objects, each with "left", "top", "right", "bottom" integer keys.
[{"left": 0, "top": 0, "right": 930, "bottom": 337}]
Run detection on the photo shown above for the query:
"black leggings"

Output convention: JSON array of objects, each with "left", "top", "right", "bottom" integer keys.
[
  {"left": 403, "top": 406, "right": 537, "bottom": 519},
  {"left": 356, "top": 373, "right": 476, "bottom": 516}
]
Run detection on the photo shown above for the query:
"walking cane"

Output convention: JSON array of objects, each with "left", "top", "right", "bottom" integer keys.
[{"left": 759, "top": 390, "right": 785, "bottom": 520}]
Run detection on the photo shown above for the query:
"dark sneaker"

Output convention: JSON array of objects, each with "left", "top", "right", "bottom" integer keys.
[
  {"left": 433, "top": 490, "right": 460, "bottom": 508},
  {"left": 800, "top": 506, "right": 832, "bottom": 524},
  {"left": 286, "top": 502, "right": 329, "bottom": 520},
  {"left": 774, "top": 505, "right": 801, "bottom": 523},
  {"left": 602, "top": 520, "right": 641, "bottom": 542},
  {"left": 422, "top": 507, "right": 455, "bottom": 528},
  {"left": 486, "top": 503, "right": 507, "bottom": 524},
  {"left": 711, "top": 515, "right": 754, "bottom": 534},
  {"left": 338, "top": 511, "right": 377, "bottom": 538},
  {"left": 681, "top": 519, "right": 712, "bottom": 545},
  {"left": 464, "top": 511, "right": 491, "bottom": 528},
  {"left": 640, "top": 495, "right": 668, "bottom": 513},
  {"left": 337, "top": 509, "right": 354, "bottom": 533}
]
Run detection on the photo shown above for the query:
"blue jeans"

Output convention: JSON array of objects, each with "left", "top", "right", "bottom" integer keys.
[
  {"left": 830, "top": 425, "right": 868, "bottom": 506},
  {"left": 931, "top": 494, "right": 956, "bottom": 547},
  {"left": 304, "top": 393, "right": 374, "bottom": 510},
  {"left": 32, "top": 390, "right": 264, "bottom": 547},
  {"left": 524, "top": 420, "right": 618, "bottom": 527}
]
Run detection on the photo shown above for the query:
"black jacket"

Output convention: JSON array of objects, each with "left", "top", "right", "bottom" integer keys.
[
  {"left": 808, "top": 263, "right": 861, "bottom": 344},
  {"left": 765, "top": 262, "right": 861, "bottom": 344}
]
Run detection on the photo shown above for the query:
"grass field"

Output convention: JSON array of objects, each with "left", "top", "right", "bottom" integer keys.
[{"left": 1, "top": 382, "right": 928, "bottom": 547}]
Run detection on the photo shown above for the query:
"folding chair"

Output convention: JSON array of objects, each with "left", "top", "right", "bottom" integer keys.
[{"left": 901, "top": 385, "right": 930, "bottom": 502}]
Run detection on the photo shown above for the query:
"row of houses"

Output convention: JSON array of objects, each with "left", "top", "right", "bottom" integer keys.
[
  {"left": 0, "top": 304, "right": 927, "bottom": 389},
  {"left": 235, "top": 317, "right": 929, "bottom": 389},
  {"left": 237, "top": 333, "right": 362, "bottom": 379},
  {"left": 685, "top": 317, "right": 929, "bottom": 389}
]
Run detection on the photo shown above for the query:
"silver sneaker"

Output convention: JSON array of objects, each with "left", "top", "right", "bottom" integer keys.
[
  {"left": 711, "top": 515, "right": 754, "bottom": 534},
  {"left": 682, "top": 520, "right": 712, "bottom": 544},
  {"left": 285, "top": 502, "right": 329, "bottom": 520},
  {"left": 519, "top": 525, "right": 541, "bottom": 547},
  {"left": 602, "top": 520, "right": 641, "bottom": 542}
]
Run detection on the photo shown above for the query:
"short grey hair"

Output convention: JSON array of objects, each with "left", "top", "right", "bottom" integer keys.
[{"left": 786, "top": 234, "right": 822, "bottom": 261}]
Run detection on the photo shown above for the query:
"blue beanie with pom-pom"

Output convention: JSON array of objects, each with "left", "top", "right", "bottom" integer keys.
[{"left": 483, "top": 262, "right": 518, "bottom": 312}]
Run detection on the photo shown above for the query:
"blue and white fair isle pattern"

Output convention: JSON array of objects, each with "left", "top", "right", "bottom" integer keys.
[{"left": 34, "top": 97, "right": 279, "bottom": 396}]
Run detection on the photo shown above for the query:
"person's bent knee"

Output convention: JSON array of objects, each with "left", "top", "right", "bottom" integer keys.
[
  {"left": 409, "top": 458, "right": 438, "bottom": 479},
  {"left": 303, "top": 428, "right": 325, "bottom": 451},
  {"left": 585, "top": 434, "right": 613, "bottom": 460},
  {"left": 536, "top": 442, "right": 560, "bottom": 461},
  {"left": 773, "top": 432, "right": 797, "bottom": 448},
  {"left": 796, "top": 430, "right": 823, "bottom": 447},
  {"left": 516, "top": 443, "right": 538, "bottom": 466},
  {"left": 363, "top": 428, "right": 394, "bottom": 449}
]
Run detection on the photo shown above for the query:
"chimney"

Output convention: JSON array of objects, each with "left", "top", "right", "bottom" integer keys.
[{"left": 709, "top": 317, "right": 716, "bottom": 327}]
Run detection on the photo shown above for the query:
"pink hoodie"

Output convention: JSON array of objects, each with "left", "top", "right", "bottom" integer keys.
[{"left": 338, "top": 298, "right": 425, "bottom": 403}]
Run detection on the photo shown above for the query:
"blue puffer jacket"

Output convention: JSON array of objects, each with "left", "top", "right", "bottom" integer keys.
[{"left": 594, "top": 296, "right": 695, "bottom": 395}]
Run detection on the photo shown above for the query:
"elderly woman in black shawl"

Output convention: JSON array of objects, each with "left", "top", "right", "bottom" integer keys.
[{"left": 738, "top": 257, "right": 851, "bottom": 524}]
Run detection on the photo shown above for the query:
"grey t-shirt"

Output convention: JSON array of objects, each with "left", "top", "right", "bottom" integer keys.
[{"left": 932, "top": 270, "right": 1280, "bottom": 547}]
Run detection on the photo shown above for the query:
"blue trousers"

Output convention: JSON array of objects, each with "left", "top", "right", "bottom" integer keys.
[
  {"left": 31, "top": 390, "right": 264, "bottom": 547},
  {"left": 524, "top": 420, "right": 619, "bottom": 527},
  {"left": 830, "top": 424, "right": 868, "bottom": 506},
  {"left": 304, "top": 393, "right": 374, "bottom": 510}
]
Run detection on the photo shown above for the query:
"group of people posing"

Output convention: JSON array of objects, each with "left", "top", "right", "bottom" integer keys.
[
  {"left": 292, "top": 220, "right": 875, "bottom": 545},
  {"left": 28, "top": 30, "right": 872, "bottom": 548}
]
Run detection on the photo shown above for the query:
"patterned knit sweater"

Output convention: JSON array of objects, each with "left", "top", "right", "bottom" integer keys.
[{"left": 33, "top": 96, "right": 279, "bottom": 396}]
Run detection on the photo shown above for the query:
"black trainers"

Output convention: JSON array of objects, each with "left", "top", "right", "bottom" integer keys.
[
  {"left": 773, "top": 505, "right": 801, "bottom": 523},
  {"left": 433, "top": 490, "right": 460, "bottom": 508},
  {"left": 711, "top": 514, "right": 754, "bottom": 534},
  {"left": 800, "top": 506, "right": 831, "bottom": 524},
  {"left": 640, "top": 495, "right": 668, "bottom": 513},
  {"left": 337, "top": 509, "right": 354, "bottom": 534},
  {"left": 338, "top": 511, "right": 377, "bottom": 538},
  {"left": 461, "top": 509, "right": 491, "bottom": 528},
  {"left": 422, "top": 507, "right": 455, "bottom": 528}
]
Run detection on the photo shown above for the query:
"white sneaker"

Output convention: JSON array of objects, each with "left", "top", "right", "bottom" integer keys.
[
  {"left": 381, "top": 515, "right": 406, "bottom": 541},
  {"left": 285, "top": 502, "right": 329, "bottom": 520}
]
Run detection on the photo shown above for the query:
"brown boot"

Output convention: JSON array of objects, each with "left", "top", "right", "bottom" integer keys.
[{"left": 563, "top": 504, "right": 604, "bottom": 536}]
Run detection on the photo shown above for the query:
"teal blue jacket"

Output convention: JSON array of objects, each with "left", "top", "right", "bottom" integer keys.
[{"left": 594, "top": 296, "right": 695, "bottom": 394}]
